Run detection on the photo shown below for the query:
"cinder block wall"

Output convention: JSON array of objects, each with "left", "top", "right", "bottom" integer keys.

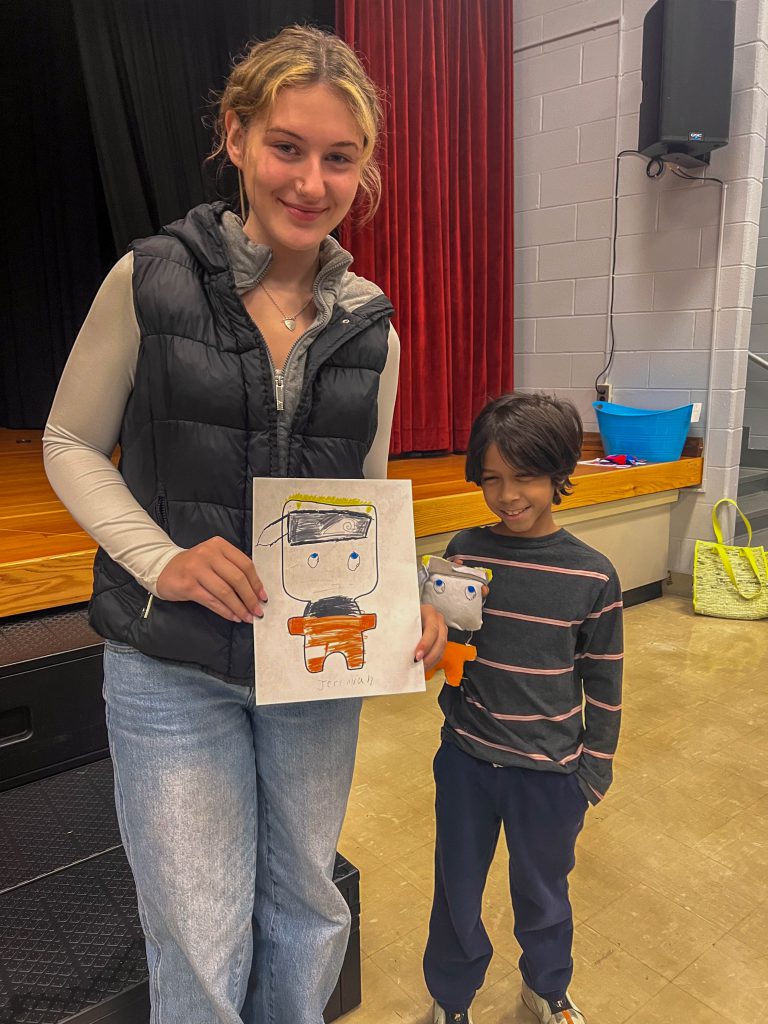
[
  {"left": 745, "top": 142, "right": 768, "bottom": 450},
  {"left": 513, "top": 0, "right": 768, "bottom": 572}
]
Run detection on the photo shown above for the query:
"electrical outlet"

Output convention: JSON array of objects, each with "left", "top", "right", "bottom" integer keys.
[
  {"left": 595, "top": 383, "right": 612, "bottom": 403},
  {"left": 691, "top": 402, "right": 702, "bottom": 423}
]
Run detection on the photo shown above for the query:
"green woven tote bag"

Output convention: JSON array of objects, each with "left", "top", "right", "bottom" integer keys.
[{"left": 693, "top": 498, "right": 768, "bottom": 620}]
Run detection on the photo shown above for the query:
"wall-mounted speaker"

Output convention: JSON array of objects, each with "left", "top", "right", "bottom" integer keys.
[{"left": 638, "top": 0, "right": 736, "bottom": 167}]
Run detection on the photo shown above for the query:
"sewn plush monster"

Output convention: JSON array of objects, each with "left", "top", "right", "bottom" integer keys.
[{"left": 419, "top": 556, "right": 492, "bottom": 686}]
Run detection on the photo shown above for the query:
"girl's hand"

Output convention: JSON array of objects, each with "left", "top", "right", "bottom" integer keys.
[
  {"left": 415, "top": 604, "right": 448, "bottom": 669},
  {"left": 157, "top": 537, "right": 267, "bottom": 623}
]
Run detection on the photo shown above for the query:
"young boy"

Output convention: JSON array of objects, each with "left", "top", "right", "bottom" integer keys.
[{"left": 425, "top": 393, "right": 623, "bottom": 1024}]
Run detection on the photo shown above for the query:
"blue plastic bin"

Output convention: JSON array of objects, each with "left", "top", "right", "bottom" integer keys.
[{"left": 592, "top": 401, "right": 693, "bottom": 463}]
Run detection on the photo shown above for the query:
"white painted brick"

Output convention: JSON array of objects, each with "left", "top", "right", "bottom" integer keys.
[
  {"left": 582, "top": 32, "right": 619, "bottom": 83},
  {"left": 620, "top": 0, "right": 654, "bottom": 31},
  {"left": 616, "top": 227, "right": 702, "bottom": 275},
  {"left": 514, "top": 46, "right": 582, "bottom": 100},
  {"left": 735, "top": 0, "right": 762, "bottom": 46},
  {"left": 718, "top": 264, "right": 757, "bottom": 310},
  {"left": 709, "top": 133, "right": 766, "bottom": 184},
  {"left": 536, "top": 315, "right": 606, "bottom": 352},
  {"left": 514, "top": 352, "right": 572, "bottom": 389},
  {"left": 516, "top": 128, "right": 580, "bottom": 175},
  {"left": 572, "top": 352, "right": 608, "bottom": 386},
  {"left": 618, "top": 112, "right": 640, "bottom": 151},
  {"left": 613, "top": 273, "right": 654, "bottom": 312},
  {"left": 542, "top": 79, "right": 617, "bottom": 132},
  {"left": 649, "top": 351, "right": 710, "bottom": 389},
  {"left": 541, "top": 25, "right": 610, "bottom": 56},
  {"left": 619, "top": 69, "right": 642, "bottom": 117},
  {"left": 515, "top": 247, "right": 539, "bottom": 284},
  {"left": 543, "top": 0, "right": 621, "bottom": 39},
  {"left": 668, "top": 538, "right": 696, "bottom": 576},
  {"left": 701, "top": 465, "right": 741, "bottom": 501},
  {"left": 539, "top": 238, "right": 611, "bottom": 280},
  {"left": 515, "top": 172, "right": 540, "bottom": 212},
  {"left": 670, "top": 498, "right": 720, "bottom": 546},
  {"left": 617, "top": 194, "right": 658, "bottom": 235},
  {"left": 714, "top": 308, "right": 752, "bottom": 350},
  {"left": 700, "top": 221, "right": 759, "bottom": 268},
  {"left": 612, "top": 387, "right": 691, "bottom": 406},
  {"left": 621, "top": 27, "right": 643, "bottom": 73},
  {"left": 515, "top": 280, "right": 575, "bottom": 318},
  {"left": 607, "top": 351, "right": 650, "bottom": 387},
  {"left": 515, "top": 0, "right": 582, "bottom": 21},
  {"left": 657, "top": 184, "right": 720, "bottom": 232},
  {"left": 710, "top": 348, "right": 749, "bottom": 391},
  {"left": 515, "top": 206, "right": 577, "bottom": 246},
  {"left": 730, "top": 88, "right": 768, "bottom": 139},
  {"left": 732, "top": 42, "right": 768, "bottom": 94},
  {"left": 652, "top": 269, "right": 716, "bottom": 311},
  {"left": 700, "top": 389, "right": 747, "bottom": 431},
  {"left": 515, "top": 16, "right": 544, "bottom": 50},
  {"left": 577, "top": 199, "right": 613, "bottom": 239},
  {"left": 723, "top": 178, "right": 763, "bottom": 225},
  {"left": 579, "top": 118, "right": 615, "bottom": 162},
  {"left": 617, "top": 153, "right": 656, "bottom": 196},
  {"left": 612, "top": 311, "right": 696, "bottom": 350},
  {"left": 705, "top": 427, "right": 744, "bottom": 469},
  {"left": 575, "top": 276, "right": 610, "bottom": 314},
  {"left": 540, "top": 159, "right": 614, "bottom": 206},
  {"left": 514, "top": 319, "right": 536, "bottom": 353},
  {"left": 515, "top": 95, "right": 543, "bottom": 138}
]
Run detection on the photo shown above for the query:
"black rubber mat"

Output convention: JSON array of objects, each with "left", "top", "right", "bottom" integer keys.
[{"left": 0, "top": 611, "right": 102, "bottom": 671}]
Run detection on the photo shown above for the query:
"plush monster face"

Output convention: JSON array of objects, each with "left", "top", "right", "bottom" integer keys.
[{"left": 419, "top": 556, "right": 491, "bottom": 631}]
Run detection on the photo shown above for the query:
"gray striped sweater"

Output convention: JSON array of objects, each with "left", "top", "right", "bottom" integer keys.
[{"left": 439, "top": 526, "right": 623, "bottom": 805}]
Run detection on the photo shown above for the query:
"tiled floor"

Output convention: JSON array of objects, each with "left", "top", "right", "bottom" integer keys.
[{"left": 338, "top": 594, "right": 768, "bottom": 1022}]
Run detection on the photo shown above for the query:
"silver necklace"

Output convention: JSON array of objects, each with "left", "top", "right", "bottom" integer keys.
[{"left": 259, "top": 280, "right": 313, "bottom": 331}]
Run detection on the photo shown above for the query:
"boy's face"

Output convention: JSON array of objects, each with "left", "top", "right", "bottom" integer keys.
[{"left": 479, "top": 443, "right": 558, "bottom": 539}]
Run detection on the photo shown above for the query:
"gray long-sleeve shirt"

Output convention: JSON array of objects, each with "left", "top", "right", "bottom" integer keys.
[{"left": 439, "top": 526, "right": 624, "bottom": 805}]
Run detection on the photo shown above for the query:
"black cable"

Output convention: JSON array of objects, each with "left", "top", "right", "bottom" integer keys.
[
  {"left": 594, "top": 150, "right": 648, "bottom": 394},
  {"left": 594, "top": 153, "right": 725, "bottom": 396}
]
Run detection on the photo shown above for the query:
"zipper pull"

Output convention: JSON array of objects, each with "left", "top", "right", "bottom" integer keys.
[
  {"left": 275, "top": 370, "right": 285, "bottom": 412},
  {"left": 142, "top": 594, "right": 154, "bottom": 619}
]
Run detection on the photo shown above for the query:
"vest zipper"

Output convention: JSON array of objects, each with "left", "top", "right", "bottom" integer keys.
[{"left": 274, "top": 369, "right": 285, "bottom": 411}]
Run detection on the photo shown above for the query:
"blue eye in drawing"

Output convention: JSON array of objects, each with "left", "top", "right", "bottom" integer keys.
[
  {"left": 308, "top": 553, "right": 319, "bottom": 568},
  {"left": 433, "top": 578, "right": 446, "bottom": 594},
  {"left": 465, "top": 585, "right": 478, "bottom": 600},
  {"left": 348, "top": 552, "right": 360, "bottom": 571}
]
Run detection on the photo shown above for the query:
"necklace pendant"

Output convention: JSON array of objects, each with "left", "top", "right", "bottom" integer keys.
[{"left": 283, "top": 318, "right": 296, "bottom": 331}]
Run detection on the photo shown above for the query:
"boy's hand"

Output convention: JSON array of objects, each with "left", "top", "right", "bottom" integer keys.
[
  {"left": 415, "top": 604, "right": 448, "bottom": 669},
  {"left": 449, "top": 557, "right": 490, "bottom": 598}
]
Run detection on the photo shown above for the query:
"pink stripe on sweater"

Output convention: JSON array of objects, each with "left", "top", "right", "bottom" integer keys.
[
  {"left": 467, "top": 698, "right": 583, "bottom": 723},
  {"left": 485, "top": 608, "right": 584, "bottom": 628},
  {"left": 452, "top": 554, "right": 609, "bottom": 582},
  {"left": 586, "top": 600, "right": 623, "bottom": 618},
  {"left": 475, "top": 656, "right": 574, "bottom": 676},
  {"left": 586, "top": 695, "right": 622, "bottom": 712},
  {"left": 576, "top": 652, "right": 624, "bottom": 661},
  {"left": 583, "top": 747, "right": 615, "bottom": 760},
  {"left": 455, "top": 729, "right": 584, "bottom": 765}
]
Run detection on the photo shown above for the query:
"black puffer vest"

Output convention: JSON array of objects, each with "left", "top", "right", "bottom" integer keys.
[{"left": 90, "top": 203, "right": 393, "bottom": 683}]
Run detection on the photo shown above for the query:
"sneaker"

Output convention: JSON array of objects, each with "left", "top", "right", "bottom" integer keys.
[
  {"left": 432, "top": 1000, "right": 475, "bottom": 1024},
  {"left": 521, "top": 980, "right": 587, "bottom": 1024}
]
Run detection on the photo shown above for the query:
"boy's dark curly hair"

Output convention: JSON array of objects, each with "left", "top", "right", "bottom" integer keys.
[{"left": 465, "top": 393, "right": 583, "bottom": 506}]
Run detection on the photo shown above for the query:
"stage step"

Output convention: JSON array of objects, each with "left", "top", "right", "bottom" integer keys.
[{"left": 0, "top": 759, "right": 360, "bottom": 1024}]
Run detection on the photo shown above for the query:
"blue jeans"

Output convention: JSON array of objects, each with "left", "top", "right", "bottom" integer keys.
[{"left": 103, "top": 642, "right": 361, "bottom": 1024}]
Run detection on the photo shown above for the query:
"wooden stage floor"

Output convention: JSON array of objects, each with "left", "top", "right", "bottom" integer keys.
[{"left": 0, "top": 429, "right": 702, "bottom": 619}]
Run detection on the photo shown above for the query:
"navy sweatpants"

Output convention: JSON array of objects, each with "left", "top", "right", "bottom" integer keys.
[{"left": 423, "top": 740, "right": 588, "bottom": 1013}]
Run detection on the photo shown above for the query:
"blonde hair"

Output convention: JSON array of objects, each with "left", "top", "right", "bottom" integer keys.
[{"left": 211, "top": 25, "right": 383, "bottom": 223}]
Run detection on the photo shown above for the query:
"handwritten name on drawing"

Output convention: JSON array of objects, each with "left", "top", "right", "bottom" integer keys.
[{"left": 317, "top": 674, "right": 375, "bottom": 693}]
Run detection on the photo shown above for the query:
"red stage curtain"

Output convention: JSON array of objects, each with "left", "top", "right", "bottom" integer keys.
[{"left": 336, "top": 0, "right": 514, "bottom": 454}]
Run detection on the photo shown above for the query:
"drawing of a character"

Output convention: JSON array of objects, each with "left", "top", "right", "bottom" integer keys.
[{"left": 257, "top": 495, "right": 379, "bottom": 673}]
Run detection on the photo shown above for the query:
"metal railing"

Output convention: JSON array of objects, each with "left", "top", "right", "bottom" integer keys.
[{"left": 748, "top": 351, "right": 768, "bottom": 371}]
